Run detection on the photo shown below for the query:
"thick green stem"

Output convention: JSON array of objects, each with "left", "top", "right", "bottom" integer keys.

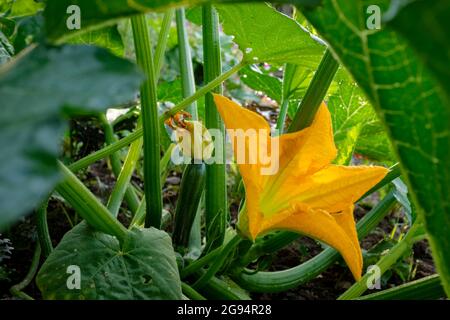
[
  {"left": 10, "top": 243, "right": 41, "bottom": 300},
  {"left": 35, "top": 200, "right": 53, "bottom": 258},
  {"left": 56, "top": 162, "right": 128, "bottom": 242},
  {"left": 107, "top": 137, "right": 143, "bottom": 217},
  {"left": 357, "top": 274, "right": 444, "bottom": 300},
  {"left": 194, "top": 270, "right": 251, "bottom": 300},
  {"left": 181, "top": 246, "right": 222, "bottom": 279},
  {"left": 154, "top": 9, "right": 175, "bottom": 81},
  {"left": 99, "top": 114, "right": 140, "bottom": 214},
  {"left": 234, "top": 191, "right": 397, "bottom": 292},
  {"left": 288, "top": 49, "right": 339, "bottom": 133},
  {"left": 202, "top": 4, "right": 228, "bottom": 254},
  {"left": 101, "top": 11, "right": 173, "bottom": 218},
  {"left": 129, "top": 144, "right": 175, "bottom": 228},
  {"left": 275, "top": 99, "right": 290, "bottom": 134},
  {"left": 176, "top": 8, "right": 198, "bottom": 118},
  {"left": 339, "top": 220, "right": 426, "bottom": 300},
  {"left": 181, "top": 282, "right": 207, "bottom": 300},
  {"left": 131, "top": 15, "right": 162, "bottom": 228}
]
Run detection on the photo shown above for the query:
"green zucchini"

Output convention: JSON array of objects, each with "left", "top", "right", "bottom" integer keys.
[{"left": 173, "top": 163, "right": 206, "bottom": 249}]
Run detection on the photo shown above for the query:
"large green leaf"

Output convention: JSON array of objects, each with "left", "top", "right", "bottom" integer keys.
[
  {"left": 329, "top": 70, "right": 394, "bottom": 162},
  {"left": 37, "top": 222, "right": 182, "bottom": 299},
  {"left": 44, "top": 0, "right": 321, "bottom": 43},
  {"left": 387, "top": 0, "right": 450, "bottom": 101},
  {"left": 0, "top": 45, "right": 142, "bottom": 230},
  {"left": 217, "top": 3, "right": 324, "bottom": 66},
  {"left": 301, "top": 0, "right": 450, "bottom": 294},
  {"left": 67, "top": 26, "right": 125, "bottom": 57},
  {"left": 0, "top": 0, "right": 44, "bottom": 17},
  {"left": 239, "top": 65, "right": 282, "bottom": 102}
]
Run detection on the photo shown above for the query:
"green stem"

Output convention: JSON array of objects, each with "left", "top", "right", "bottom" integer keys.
[
  {"left": 35, "top": 199, "right": 53, "bottom": 258},
  {"left": 288, "top": 49, "right": 339, "bottom": 133},
  {"left": 107, "top": 137, "right": 143, "bottom": 217},
  {"left": 202, "top": 4, "right": 228, "bottom": 253},
  {"left": 176, "top": 8, "right": 198, "bottom": 118},
  {"left": 131, "top": 15, "right": 162, "bottom": 228},
  {"left": 181, "top": 246, "right": 222, "bottom": 279},
  {"left": 194, "top": 270, "right": 251, "bottom": 300},
  {"left": 10, "top": 243, "right": 41, "bottom": 300},
  {"left": 154, "top": 9, "right": 175, "bottom": 81},
  {"left": 129, "top": 144, "right": 175, "bottom": 228},
  {"left": 162, "top": 61, "right": 245, "bottom": 120},
  {"left": 56, "top": 162, "right": 128, "bottom": 242},
  {"left": 193, "top": 235, "right": 242, "bottom": 289},
  {"left": 239, "top": 232, "right": 299, "bottom": 267},
  {"left": 275, "top": 99, "right": 290, "bottom": 134},
  {"left": 99, "top": 114, "right": 140, "bottom": 214},
  {"left": 339, "top": 220, "right": 426, "bottom": 300},
  {"left": 181, "top": 282, "right": 207, "bottom": 300},
  {"left": 357, "top": 274, "right": 445, "bottom": 300},
  {"left": 69, "top": 128, "right": 143, "bottom": 172},
  {"left": 234, "top": 191, "right": 397, "bottom": 292}
]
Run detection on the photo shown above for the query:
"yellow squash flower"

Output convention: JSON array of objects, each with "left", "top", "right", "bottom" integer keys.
[{"left": 213, "top": 94, "right": 388, "bottom": 280}]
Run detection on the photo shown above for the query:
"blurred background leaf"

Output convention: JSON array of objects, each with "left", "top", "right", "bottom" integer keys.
[{"left": 0, "top": 45, "right": 142, "bottom": 230}]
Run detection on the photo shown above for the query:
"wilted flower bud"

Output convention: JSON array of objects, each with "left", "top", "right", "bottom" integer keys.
[{"left": 173, "top": 120, "right": 214, "bottom": 162}]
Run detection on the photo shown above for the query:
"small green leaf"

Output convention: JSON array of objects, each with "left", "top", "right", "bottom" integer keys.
[
  {"left": 328, "top": 70, "right": 394, "bottom": 162},
  {"left": 158, "top": 78, "right": 183, "bottom": 104},
  {"left": 239, "top": 65, "right": 282, "bottom": 103},
  {"left": 0, "top": 45, "right": 142, "bottom": 230},
  {"left": 0, "top": 30, "right": 13, "bottom": 65},
  {"left": 393, "top": 178, "right": 415, "bottom": 225},
  {"left": 283, "top": 63, "right": 314, "bottom": 101},
  {"left": 36, "top": 222, "right": 182, "bottom": 299},
  {"left": 334, "top": 124, "right": 362, "bottom": 165}
]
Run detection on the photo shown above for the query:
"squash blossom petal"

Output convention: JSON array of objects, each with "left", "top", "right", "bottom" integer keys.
[{"left": 213, "top": 94, "right": 388, "bottom": 280}]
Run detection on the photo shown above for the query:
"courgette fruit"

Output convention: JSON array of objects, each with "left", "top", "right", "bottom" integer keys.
[{"left": 173, "top": 163, "right": 206, "bottom": 248}]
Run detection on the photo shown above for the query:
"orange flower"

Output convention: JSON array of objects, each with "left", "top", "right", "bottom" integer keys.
[{"left": 213, "top": 94, "right": 388, "bottom": 280}]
